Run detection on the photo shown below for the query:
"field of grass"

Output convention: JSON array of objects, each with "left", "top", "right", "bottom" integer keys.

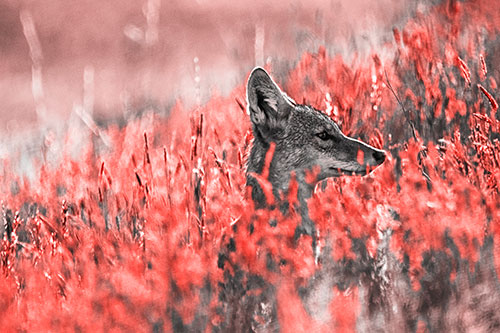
[{"left": 1, "top": 0, "right": 500, "bottom": 331}]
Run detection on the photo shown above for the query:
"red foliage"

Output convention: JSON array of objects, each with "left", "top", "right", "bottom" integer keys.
[{"left": 1, "top": 0, "right": 500, "bottom": 330}]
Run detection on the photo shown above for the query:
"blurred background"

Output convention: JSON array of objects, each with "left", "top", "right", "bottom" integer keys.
[{"left": 0, "top": 0, "right": 422, "bottom": 132}]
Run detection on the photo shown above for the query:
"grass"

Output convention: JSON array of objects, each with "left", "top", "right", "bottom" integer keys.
[{"left": 1, "top": 0, "right": 500, "bottom": 331}]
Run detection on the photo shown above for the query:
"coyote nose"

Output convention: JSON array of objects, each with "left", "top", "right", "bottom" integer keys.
[{"left": 373, "top": 150, "right": 386, "bottom": 164}]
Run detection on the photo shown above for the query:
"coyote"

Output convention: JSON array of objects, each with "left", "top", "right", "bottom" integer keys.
[{"left": 245, "top": 67, "right": 386, "bottom": 236}]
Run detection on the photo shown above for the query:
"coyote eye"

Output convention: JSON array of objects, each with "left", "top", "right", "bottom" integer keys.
[{"left": 316, "top": 131, "right": 330, "bottom": 141}]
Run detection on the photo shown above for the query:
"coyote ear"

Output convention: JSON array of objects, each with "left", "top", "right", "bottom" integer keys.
[{"left": 246, "top": 67, "right": 294, "bottom": 135}]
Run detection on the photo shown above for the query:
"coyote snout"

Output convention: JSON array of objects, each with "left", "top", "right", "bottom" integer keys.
[{"left": 245, "top": 67, "right": 386, "bottom": 208}]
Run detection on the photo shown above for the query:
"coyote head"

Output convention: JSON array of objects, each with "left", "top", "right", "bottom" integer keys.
[{"left": 246, "top": 67, "right": 386, "bottom": 204}]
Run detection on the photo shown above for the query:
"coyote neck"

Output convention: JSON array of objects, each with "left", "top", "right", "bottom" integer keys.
[
  {"left": 246, "top": 140, "right": 316, "bottom": 238},
  {"left": 246, "top": 139, "right": 314, "bottom": 210}
]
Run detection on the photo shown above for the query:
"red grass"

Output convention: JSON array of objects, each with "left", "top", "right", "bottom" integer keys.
[{"left": 1, "top": 0, "right": 500, "bottom": 330}]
